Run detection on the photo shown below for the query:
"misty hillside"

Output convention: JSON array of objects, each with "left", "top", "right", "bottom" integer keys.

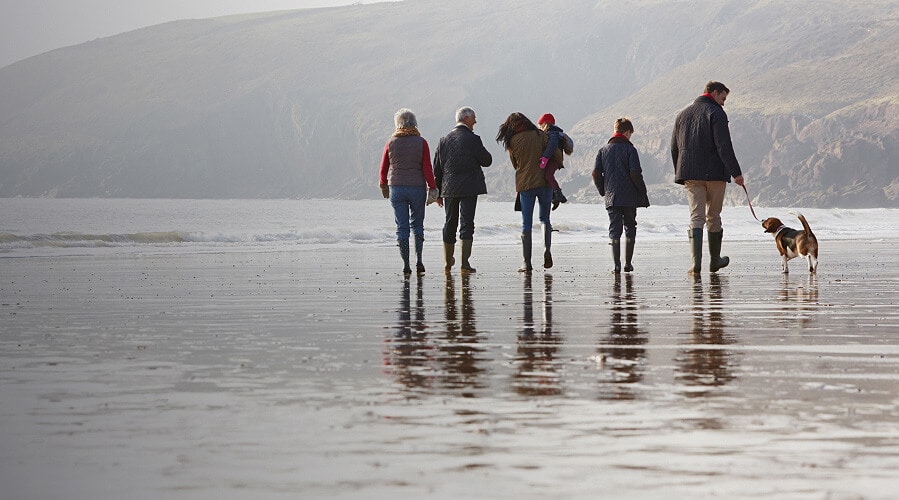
[{"left": 1, "top": 0, "right": 897, "bottom": 207}]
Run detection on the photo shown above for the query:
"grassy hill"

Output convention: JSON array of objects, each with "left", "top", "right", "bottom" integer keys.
[{"left": 1, "top": 0, "right": 897, "bottom": 207}]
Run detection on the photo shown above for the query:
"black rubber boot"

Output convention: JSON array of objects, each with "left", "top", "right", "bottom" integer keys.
[
  {"left": 543, "top": 224, "right": 553, "bottom": 269},
  {"left": 399, "top": 239, "right": 411, "bottom": 275},
  {"left": 623, "top": 237, "right": 635, "bottom": 272},
  {"left": 518, "top": 232, "right": 533, "bottom": 273},
  {"left": 611, "top": 239, "right": 621, "bottom": 274},
  {"left": 414, "top": 234, "right": 425, "bottom": 275}
]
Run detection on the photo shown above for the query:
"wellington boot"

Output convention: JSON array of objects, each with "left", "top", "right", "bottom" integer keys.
[
  {"left": 414, "top": 234, "right": 425, "bottom": 274},
  {"left": 543, "top": 224, "right": 553, "bottom": 269},
  {"left": 460, "top": 239, "right": 476, "bottom": 273},
  {"left": 624, "top": 238, "right": 635, "bottom": 272},
  {"left": 398, "top": 239, "right": 411, "bottom": 275},
  {"left": 443, "top": 242, "right": 455, "bottom": 273},
  {"left": 708, "top": 231, "right": 730, "bottom": 272},
  {"left": 688, "top": 229, "right": 703, "bottom": 275},
  {"left": 518, "top": 232, "right": 533, "bottom": 273},
  {"left": 610, "top": 239, "right": 621, "bottom": 274}
]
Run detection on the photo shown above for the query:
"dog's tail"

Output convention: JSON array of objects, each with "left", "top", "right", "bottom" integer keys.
[{"left": 790, "top": 212, "right": 815, "bottom": 238}]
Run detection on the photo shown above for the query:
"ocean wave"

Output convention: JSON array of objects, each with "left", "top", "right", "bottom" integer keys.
[
  {"left": 0, "top": 231, "right": 190, "bottom": 248},
  {"left": 0, "top": 229, "right": 388, "bottom": 250}
]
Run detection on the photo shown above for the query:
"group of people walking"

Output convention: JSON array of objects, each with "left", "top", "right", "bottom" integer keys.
[{"left": 378, "top": 81, "right": 744, "bottom": 276}]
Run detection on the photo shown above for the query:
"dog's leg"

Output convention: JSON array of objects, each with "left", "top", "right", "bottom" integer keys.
[
  {"left": 808, "top": 254, "right": 817, "bottom": 273},
  {"left": 782, "top": 255, "right": 789, "bottom": 274}
]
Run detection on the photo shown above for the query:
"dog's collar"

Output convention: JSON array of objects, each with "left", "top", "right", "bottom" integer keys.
[{"left": 773, "top": 225, "right": 787, "bottom": 237}]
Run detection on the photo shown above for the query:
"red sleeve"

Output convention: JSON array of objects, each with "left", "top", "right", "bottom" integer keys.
[
  {"left": 378, "top": 141, "right": 390, "bottom": 185},
  {"left": 421, "top": 140, "right": 437, "bottom": 189}
]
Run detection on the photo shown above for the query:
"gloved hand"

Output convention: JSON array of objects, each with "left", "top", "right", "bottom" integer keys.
[
  {"left": 539, "top": 157, "right": 548, "bottom": 169},
  {"left": 380, "top": 184, "right": 389, "bottom": 199},
  {"left": 426, "top": 188, "right": 439, "bottom": 205}
]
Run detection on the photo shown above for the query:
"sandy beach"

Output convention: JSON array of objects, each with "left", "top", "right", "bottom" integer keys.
[{"left": 2, "top": 238, "right": 898, "bottom": 498}]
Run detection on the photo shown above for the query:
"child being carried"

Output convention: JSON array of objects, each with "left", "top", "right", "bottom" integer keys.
[{"left": 537, "top": 113, "right": 574, "bottom": 210}]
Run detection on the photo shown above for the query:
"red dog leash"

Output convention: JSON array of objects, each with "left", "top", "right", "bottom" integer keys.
[{"left": 742, "top": 184, "right": 762, "bottom": 222}]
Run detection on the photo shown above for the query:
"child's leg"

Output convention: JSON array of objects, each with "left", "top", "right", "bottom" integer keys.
[{"left": 544, "top": 163, "right": 560, "bottom": 190}]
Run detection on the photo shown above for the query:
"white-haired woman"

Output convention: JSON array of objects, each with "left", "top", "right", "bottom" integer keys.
[{"left": 378, "top": 108, "right": 439, "bottom": 275}]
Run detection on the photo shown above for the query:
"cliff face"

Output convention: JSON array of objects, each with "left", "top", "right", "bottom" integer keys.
[{"left": 1, "top": 0, "right": 897, "bottom": 207}]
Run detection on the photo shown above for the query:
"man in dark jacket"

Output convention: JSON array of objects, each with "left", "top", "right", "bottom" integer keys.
[
  {"left": 671, "top": 81, "right": 745, "bottom": 274},
  {"left": 433, "top": 106, "right": 493, "bottom": 273},
  {"left": 593, "top": 117, "right": 650, "bottom": 274}
]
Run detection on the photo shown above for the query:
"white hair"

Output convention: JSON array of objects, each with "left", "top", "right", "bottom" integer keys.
[
  {"left": 455, "top": 106, "right": 475, "bottom": 123},
  {"left": 394, "top": 108, "right": 417, "bottom": 129}
]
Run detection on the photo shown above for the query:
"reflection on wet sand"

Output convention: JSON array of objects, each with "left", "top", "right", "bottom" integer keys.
[
  {"left": 385, "top": 273, "right": 488, "bottom": 396},
  {"left": 437, "top": 273, "right": 487, "bottom": 396},
  {"left": 597, "top": 274, "right": 649, "bottom": 400},
  {"left": 386, "top": 276, "right": 430, "bottom": 392},
  {"left": 675, "top": 274, "right": 739, "bottom": 396},
  {"left": 779, "top": 274, "right": 820, "bottom": 330},
  {"left": 780, "top": 273, "right": 819, "bottom": 304},
  {"left": 513, "top": 274, "right": 563, "bottom": 396}
]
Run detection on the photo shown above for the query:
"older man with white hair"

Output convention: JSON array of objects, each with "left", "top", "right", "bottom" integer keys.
[{"left": 433, "top": 106, "right": 493, "bottom": 273}]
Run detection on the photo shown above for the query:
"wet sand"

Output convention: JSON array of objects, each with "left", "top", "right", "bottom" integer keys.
[{"left": 2, "top": 239, "right": 898, "bottom": 498}]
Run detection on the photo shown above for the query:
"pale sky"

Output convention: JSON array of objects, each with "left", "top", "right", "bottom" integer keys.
[{"left": 0, "top": 0, "right": 390, "bottom": 68}]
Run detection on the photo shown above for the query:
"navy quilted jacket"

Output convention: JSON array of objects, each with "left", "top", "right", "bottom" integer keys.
[
  {"left": 433, "top": 125, "right": 493, "bottom": 197},
  {"left": 593, "top": 136, "right": 649, "bottom": 208},
  {"left": 670, "top": 95, "right": 742, "bottom": 184}
]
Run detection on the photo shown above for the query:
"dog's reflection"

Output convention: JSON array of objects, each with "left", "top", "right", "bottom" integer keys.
[
  {"left": 513, "top": 274, "right": 563, "bottom": 396},
  {"left": 386, "top": 276, "right": 430, "bottom": 392},
  {"left": 777, "top": 273, "right": 819, "bottom": 330},
  {"left": 596, "top": 274, "right": 649, "bottom": 400},
  {"left": 780, "top": 273, "right": 819, "bottom": 303},
  {"left": 675, "top": 274, "right": 739, "bottom": 396},
  {"left": 437, "top": 272, "right": 486, "bottom": 395}
]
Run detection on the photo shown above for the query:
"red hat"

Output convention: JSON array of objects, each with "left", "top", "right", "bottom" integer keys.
[{"left": 537, "top": 113, "right": 555, "bottom": 125}]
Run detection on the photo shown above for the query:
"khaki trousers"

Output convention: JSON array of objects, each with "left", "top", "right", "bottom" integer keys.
[{"left": 685, "top": 180, "right": 726, "bottom": 232}]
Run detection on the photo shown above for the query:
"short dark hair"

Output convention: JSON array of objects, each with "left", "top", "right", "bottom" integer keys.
[
  {"left": 705, "top": 81, "right": 730, "bottom": 94},
  {"left": 614, "top": 117, "right": 634, "bottom": 134}
]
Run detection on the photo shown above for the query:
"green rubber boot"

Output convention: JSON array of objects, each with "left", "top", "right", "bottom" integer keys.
[
  {"left": 460, "top": 239, "right": 475, "bottom": 273},
  {"left": 688, "top": 229, "right": 702, "bottom": 275},
  {"left": 443, "top": 242, "right": 455, "bottom": 273},
  {"left": 708, "top": 231, "right": 730, "bottom": 272}
]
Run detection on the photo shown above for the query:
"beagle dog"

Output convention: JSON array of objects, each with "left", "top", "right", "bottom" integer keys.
[{"left": 761, "top": 213, "right": 818, "bottom": 274}]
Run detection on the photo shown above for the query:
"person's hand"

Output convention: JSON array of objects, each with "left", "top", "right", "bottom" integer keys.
[
  {"left": 539, "top": 157, "right": 548, "bottom": 169},
  {"left": 437, "top": 197, "right": 444, "bottom": 208},
  {"left": 734, "top": 175, "right": 745, "bottom": 186},
  {"left": 380, "top": 184, "right": 389, "bottom": 199},
  {"left": 426, "top": 188, "right": 439, "bottom": 206}
]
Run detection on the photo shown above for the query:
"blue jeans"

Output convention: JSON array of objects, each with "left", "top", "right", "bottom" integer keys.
[
  {"left": 442, "top": 195, "right": 478, "bottom": 243},
  {"left": 518, "top": 187, "right": 552, "bottom": 233},
  {"left": 390, "top": 185, "right": 426, "bottom": 241},
  {"left": 607, "top": 206, "right": 637, "bottom": 240}
]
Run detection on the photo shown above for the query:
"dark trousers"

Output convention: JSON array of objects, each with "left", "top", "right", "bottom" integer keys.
[
  {"left": 607, "top": 206, "right": 637, "bottom": 240},
  {"left": 443, "top": 196, "right": 478, "bottom": 243}
]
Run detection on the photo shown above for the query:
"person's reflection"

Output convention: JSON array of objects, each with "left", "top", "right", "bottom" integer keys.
[
  {"left": 675, "top": 274, "right": 738, "bottom": 397},
  {"left": 597, "top": 273, "right": 648, "bottom": 400},
  {"left": 513, "top": 274, "right": 562, "bottom": 396},
  {"left": 436, "top": 272, "right": 486, "bottom": 395},
  {"left": 386, "top": 275, "right": 431, "bottom": 393}
]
